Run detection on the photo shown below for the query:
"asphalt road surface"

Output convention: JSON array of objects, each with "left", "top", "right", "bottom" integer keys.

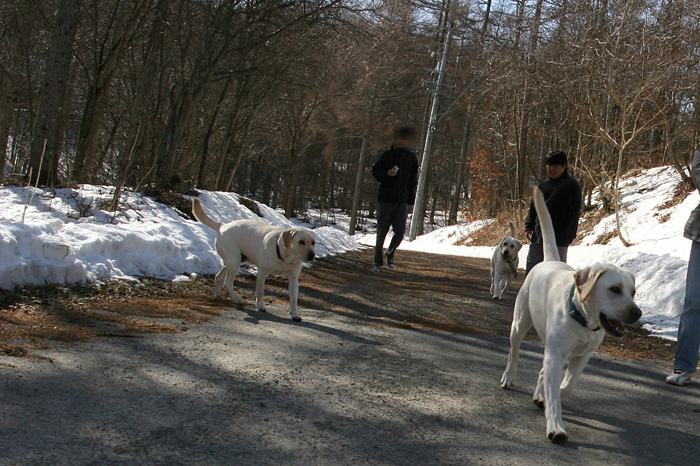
[{"left": 2, "top": 300, "right": 699, "bottom": 465}]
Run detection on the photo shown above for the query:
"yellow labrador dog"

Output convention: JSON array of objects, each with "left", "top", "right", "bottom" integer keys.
[
  {"left": 192, "top": 198, "right": 316, "bottom": 322},
  {"left": 490, "top": 221, "right": 522, "bottom": 299},
  {"left": 500, "top": 187, "right": 641, "bottom": 444}
]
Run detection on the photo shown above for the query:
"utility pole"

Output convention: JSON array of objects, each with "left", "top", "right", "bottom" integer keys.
[
  {"left": 409, "top": 24, "right": 453, "bottom": 241},
  {"left": 349, "top": 92, "right": 376, "bottom": 235}
]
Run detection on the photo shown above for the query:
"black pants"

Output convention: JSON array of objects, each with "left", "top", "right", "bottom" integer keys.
[
  {"left": 374, "top": 202, "right": 408, "bottom": 266},
  {"left": 525, "top": 242, "right": 569, "bottom": 274}
]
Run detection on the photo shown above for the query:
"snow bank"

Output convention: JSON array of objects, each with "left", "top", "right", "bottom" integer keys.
[
  {"left": 568, "top": 166, "right": 698, "bottom": 339},
  {"left": 359, "top": 166, "right": 696, "bottom": 340},
  {"left": 0, "top": 185, "right": 358, "bottom": 289}
]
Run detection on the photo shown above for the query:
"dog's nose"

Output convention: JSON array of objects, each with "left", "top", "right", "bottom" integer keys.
[
  {"left": 308, "top": 251, "right": 315, "bottom": 261},
  {"left": 628, "top": 306, "right": 642, "bottom": 322}
]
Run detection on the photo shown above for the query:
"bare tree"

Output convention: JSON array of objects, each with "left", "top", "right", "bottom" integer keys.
[{"left": 29, "top": 0, "right": 82, "bottom": 186}]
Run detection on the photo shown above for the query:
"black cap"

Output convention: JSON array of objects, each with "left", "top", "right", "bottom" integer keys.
[{"left": 546, "top": 150, "right": 567, "bottom": 166}]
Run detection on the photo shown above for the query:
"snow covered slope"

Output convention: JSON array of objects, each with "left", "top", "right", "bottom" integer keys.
[
  {"left": 359, "top": 165, "right": 697, "bottom": 340},
  {"left": 0, "top": 186, "right": 357, "bottom": 289},
  {"left": 568, "top": 166, "right": 697, "bottom": 339}
]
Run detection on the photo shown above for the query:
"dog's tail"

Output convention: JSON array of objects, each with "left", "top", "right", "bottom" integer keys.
[
  {"left": 508, "top": 221, "right": 516, "bottom": 238},
  {"left": 532, "top": 186, "right": 560, "bottom": 262},
  {"left": 192, "top": 198, "right": 222, "bottom": 233}
]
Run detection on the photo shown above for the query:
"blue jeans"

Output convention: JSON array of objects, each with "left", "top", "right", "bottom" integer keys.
[{"left": 674, "top": 241, "right": 700, "bottom": 372}]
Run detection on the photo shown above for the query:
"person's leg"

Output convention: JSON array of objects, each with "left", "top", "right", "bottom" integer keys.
[
  {"left": 526, "top": 243, "right": 544, "bottom": 274},
  {"left": 386, "top": 203, "right": 408, "bottom": 261},
  {"left": 374, "top": 202, "right": 394, "bottom": 266},
  {"left": 674, "top": 241, "right": 700, "bottom": 372},
  {"left": 558, "top": 247, "right": 568, "bottom": 263}
]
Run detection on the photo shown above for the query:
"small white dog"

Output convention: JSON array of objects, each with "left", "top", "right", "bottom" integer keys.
[
  {"left": 490, "top": 221, "right": 522, "bottom": 299},
  {"left": 192, "top": 198, "right": 316, "bottom": 322},
  {"left": 500, "top": 187, "right": 641, "bottom": 444}
]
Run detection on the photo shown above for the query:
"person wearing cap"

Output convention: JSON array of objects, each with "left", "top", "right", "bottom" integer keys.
[
  {"left": 524, "top": 150, "right": 583, "bottom": 273},
  {"left": 371, "top": 126, "right": 419, "bottom": 272}
]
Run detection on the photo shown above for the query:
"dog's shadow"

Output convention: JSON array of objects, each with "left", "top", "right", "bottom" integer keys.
[{"left": 234, "top": 305, "right": 381, "bottom": 346}]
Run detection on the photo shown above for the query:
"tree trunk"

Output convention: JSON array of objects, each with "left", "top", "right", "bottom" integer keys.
[
  {"left": 29, "top": 0, "right": 82, "bottom": 186},
  {"left": 614, "top": 146, "right": 632, "bottom": 247},
  {"left": 284, "top": 150, "right": 300, "bottom": 218},
  {"left": 197, "top": 77, "right": 231, "bottom": 188},
  {"left": 448, "top": 119, "right": 472, "bottom": 224},
  {"left": 481, "top": 0, "right": 492, "bottom": 40},
  {"left": 113, "top": 0, "right": 166, "bottom": 193},
  {"left": 349, "top": 93, "right": 375, "bottom": 235},
  {"left": 71, "top": 84, "right": 111, "bottom": 184},
  {"left": 0, "top": 94, "right": 11, "bottom": 183}
]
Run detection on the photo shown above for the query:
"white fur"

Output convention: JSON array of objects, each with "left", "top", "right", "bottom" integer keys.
[
  {"left": 192, "top": 198, "right": 316, "bottom": 322},
  {"left": 500, "top": 187, "right": 642, "bottom": 444},
  {"left": 490, "top": 221, "right": 522, "bottom": 299}
]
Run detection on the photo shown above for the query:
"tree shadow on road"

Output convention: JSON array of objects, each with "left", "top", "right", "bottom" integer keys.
[{"left": 234, "top": 305, "right": 381, "bottom": 346}]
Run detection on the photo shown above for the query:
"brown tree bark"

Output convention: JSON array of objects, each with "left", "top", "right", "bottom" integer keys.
[
  {"left": 29, "top": 0, "right": 82, "bottom": 186},
  {"left": 448, "top": 118, "right": 472, "bottom": 225},
  {"left": 0, "top": 90, "right": 11, "bottom": 183}
]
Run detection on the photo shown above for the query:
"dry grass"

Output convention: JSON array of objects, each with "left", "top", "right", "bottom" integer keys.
[
  {"left": 0, "top": 277, "right": 230, "bottom": 362},
  {"left": 457, "top": 212, "right": 527, "bottom": 247},
  {"left": 658, "top": 180, "right": 694, "bottom": 211}
]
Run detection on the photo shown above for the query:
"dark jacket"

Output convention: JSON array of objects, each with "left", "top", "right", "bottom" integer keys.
[
  {"left": 372, "top": 147, "right": 419, "bottom": 204},
  {"left": 525, "top": 172, "right": 583, "bottom": 247}
]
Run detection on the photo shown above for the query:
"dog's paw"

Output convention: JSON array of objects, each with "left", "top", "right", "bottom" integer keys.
[
  {"left": 533, "top": 397, "right": 544, "bottom": 409},
  {"left": 292, "top": 316, "right": 302, "bottom": 322},
  {"left": 560, "top": 386, "right": 574, "bottom": 399},
  {"left": 257, "top": 306, "right": 267, "bottom": 313},
  {"left": 547, "top": 430, "right": 568, "bottom": 444},
  {"left": 500, "top": 374, "right": 514, "bottom": 389},
  {"left": 492, "top": 295, "right": 501, "bottom": 300}
]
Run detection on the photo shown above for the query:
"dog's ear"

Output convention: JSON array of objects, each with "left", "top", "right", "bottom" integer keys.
[
  {"left": 514, "top": 240, "right": 522, "bottom": 253},
  {"left": 575, "top": 264, "right": 609, "bottom": 303},
  {"left": 282, "top": 230, "right": 294, "bottom": 249}
]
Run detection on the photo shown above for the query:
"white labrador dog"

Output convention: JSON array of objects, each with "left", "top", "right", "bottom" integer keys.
[
  {"left": 192, "top": 198, "right": 316, "bottom": 322},
  {"left": 500, "top": 187, "right": 641, "bottom": 444},
  {"left": 490, "top": 221, "right": 522, "bottom": 299}
]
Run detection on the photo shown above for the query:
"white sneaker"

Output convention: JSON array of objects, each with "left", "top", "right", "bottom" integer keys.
[
  {"left": 371, "top": 265, "right": 382, "bottom": 273},
  {"left": 666, "top": 370, "right": 692, "bottom": 386}
]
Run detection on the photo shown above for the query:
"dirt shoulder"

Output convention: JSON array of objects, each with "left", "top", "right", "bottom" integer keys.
[{"left": 0, "top": 249, "right": 674, "bottom": 364}]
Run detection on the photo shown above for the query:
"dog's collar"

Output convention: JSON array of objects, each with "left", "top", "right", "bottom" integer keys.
[
  {"left": 276, "top": 235, "right": 285, "bottom": 262},
  {"left": 569, "top": 284, "right": 600, "bottom": 331}
]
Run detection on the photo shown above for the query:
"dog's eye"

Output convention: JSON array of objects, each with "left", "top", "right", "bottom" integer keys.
[
  {"left": 609, "top": 286, "right": 622, "bottom": 295},
  {"left": 312, "top": 241, "right": 316, "bottom": 245},
  {"left": 298, "top": 240, "right": 305, "bottom": 245}
]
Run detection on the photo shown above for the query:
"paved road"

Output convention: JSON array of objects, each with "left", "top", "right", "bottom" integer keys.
[{"left": 1, "top": 303, "right": 698, "bottom": 465}]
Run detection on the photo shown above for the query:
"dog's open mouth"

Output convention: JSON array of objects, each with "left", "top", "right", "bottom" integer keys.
[{"left": 599, "top": 313, "right": 625, "bottom": 337}]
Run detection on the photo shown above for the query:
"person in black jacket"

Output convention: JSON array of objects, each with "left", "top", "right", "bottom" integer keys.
[
  {"left": 371, "top": 126, "right": 419, "bottom": 271},
  {"left": 525, "top": 150, "right": 582, "bottom": 274}
]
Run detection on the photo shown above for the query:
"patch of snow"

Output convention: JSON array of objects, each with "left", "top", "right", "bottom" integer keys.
[{"left": 0, "top": 185, "right": 358, "bottom": 290}]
